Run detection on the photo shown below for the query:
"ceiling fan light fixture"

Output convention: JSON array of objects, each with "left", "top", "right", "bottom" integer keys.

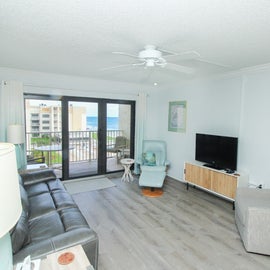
[
  {"left": 139, "top": 45, "right": 162, "bottom": 59},
  {"left": 145, "top": 59, "right": 155, "bottom": 67}
]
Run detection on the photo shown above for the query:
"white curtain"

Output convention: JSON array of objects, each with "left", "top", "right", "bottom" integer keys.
[
  {"left": 134, "top": 92, "right": 147, "bottom": 174},
  {"left": 0, "top": 81, "right": 26, "bottom": 169}
]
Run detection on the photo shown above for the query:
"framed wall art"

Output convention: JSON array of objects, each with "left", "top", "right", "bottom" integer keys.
[{"left": 168, "top": 101, "right": 187, "bottom": 132}]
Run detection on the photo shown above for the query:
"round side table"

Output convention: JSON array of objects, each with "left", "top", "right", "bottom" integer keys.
[{"left": 120, "top": 158, "right": 134, "bottom": 182}]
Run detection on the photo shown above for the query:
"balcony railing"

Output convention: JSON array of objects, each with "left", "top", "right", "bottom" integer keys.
[{"left": 26, "top": 130, "right": 124, "bottom": 166}]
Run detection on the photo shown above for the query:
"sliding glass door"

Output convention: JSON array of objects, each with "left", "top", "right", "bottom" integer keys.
[
  {"left": 62, "top": 97, "right": 135, "bottom": 179},
  {"left": 24, "top": 97, "right": 63, "bottom": 178},
  {"left": 106, "top": 103, "right": 134, "bottom": 172},
  {"left": 25, "top": 95, "right": 135, "bottom": 180},
  {"left": 66, "top": 101, "right": 99, "bottom": 178}
]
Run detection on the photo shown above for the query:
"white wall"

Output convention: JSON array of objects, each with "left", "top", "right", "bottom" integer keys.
[
  {"left": 0, "top": 67, "right": 150, "bottom": 100},
  {"left": 238, "top": 67, "right": 270, "bottom": 188},
  {"left": 146, "top": 76, "right": 243, "bottom": 180},
  {"left": 145, "top": 66, "right": 270, "bottom": 189}
]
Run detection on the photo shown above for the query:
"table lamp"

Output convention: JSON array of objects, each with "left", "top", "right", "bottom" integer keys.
[{"left": 0, "top": 143, "right": 22, "bottom": 270}]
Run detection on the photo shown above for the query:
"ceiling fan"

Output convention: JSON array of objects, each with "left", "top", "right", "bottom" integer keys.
[{"left": 101, "top": 45, "right": 201, "bottom": 74}]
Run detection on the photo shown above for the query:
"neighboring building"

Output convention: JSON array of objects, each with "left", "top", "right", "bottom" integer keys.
[
  {"left": 68, "top": 104, "right": 87, "bottom": 131},
  {"left": 25, "top": 100, "right": 86, "bottom": 135}
]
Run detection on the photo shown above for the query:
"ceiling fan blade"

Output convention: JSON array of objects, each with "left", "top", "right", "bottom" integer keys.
[
  {"left": 132, "top": 62, "right": 146, "bottom": 66},
  {"left": 162, "top": 50, "right": 201, "bottom": 60},
  {"left": 100, "top": 63, "right": 135, "bottom": 71},
  {"left": 100, "top": 61, "right": 145, "bottom": 71},
  {"left": 197, "top": 58, "right": 230, "bottom": 68},
  {"left": 165, "top": 63, "right": 195, "bottom": 74},
  {"left": 112, "top": 51, "right": 138, "bottom": 59}
]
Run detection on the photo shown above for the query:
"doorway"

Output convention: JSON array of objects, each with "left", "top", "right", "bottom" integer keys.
[
  {"left": 24, "top": 97, "right": 63, "bottom": 177},
  {"left": 63, "top": 97, "right": 135, "bottom": 179},
  {"left": 25, "top": 94, "right": 135, "bottom": 180}
]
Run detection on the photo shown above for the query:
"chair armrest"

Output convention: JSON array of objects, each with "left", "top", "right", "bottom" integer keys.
[{"left": 20, "top": 169, "right": 57, "bottom": 186}]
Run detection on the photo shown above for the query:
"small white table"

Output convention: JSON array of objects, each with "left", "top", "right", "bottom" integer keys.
[
  {"left": 14, "top": 245, "right": 94, "bottom": 270},
  {"left": 120, "top": 158, "right": 134, "bottom": 182}
]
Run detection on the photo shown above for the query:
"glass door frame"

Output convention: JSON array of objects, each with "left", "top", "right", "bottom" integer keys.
[
  {"left": 62, "top": 96, "right": 135, "bottom": 180},
  {"left": 24, "top": 94, "right": 135, "bottom": 180},
  {"left": 24, "top": 93, "right": 63, "bottom": 173}
]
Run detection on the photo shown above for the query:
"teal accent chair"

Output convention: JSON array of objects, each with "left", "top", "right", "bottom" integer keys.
[{"left": 138, "top": 140, "right": 169, "bottom": 189}]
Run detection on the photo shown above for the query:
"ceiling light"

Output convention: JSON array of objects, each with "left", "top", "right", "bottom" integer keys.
[{"left": 145, "top": 59, "right": 155, "bottom": 67}]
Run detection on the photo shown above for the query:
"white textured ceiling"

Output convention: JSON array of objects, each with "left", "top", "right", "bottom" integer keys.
[{"left": 1, "top": 0, "right": 270, "bottom": 86}]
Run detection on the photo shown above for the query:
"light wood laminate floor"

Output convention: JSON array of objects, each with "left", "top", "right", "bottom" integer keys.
[{"left": 72, "top": 174, "right": 270, "bottom": 270}]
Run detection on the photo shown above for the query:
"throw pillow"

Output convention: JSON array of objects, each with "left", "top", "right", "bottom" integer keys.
[
  {"left": 142, "top": 152, "right": 156, "bottom": 166},
  {"left": 154, "top": 151, "right": 162, "bottom": 166}
]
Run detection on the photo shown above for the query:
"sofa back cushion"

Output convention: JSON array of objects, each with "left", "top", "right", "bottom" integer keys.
[{"left": 20, "top": 169, "right": 57, "bottom": 186}]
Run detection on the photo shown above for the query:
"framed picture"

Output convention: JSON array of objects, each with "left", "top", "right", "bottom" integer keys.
[{"left": 168, "top": 101, "right": 187, "bottom": 132}]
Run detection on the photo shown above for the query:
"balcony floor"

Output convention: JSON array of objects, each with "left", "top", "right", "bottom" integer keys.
[{"left": 53, "top": 156, "right": 124, "bottom": 179}]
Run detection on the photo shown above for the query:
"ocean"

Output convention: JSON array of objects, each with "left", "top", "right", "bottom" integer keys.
[{"left": 87, "top": 116, "right": 119, "bottom": 130}]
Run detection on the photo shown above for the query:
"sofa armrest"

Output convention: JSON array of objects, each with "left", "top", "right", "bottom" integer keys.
[
  {"left": 20, "top": 169, "right": 57, "bottom": 186},
  {"left": 13, "top": 228, "right": 99, "bottom": 269}
]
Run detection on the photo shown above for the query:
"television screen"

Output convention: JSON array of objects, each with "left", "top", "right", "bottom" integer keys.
[{"left": 195, "top": 133, "right": 238, "bottom": 171}]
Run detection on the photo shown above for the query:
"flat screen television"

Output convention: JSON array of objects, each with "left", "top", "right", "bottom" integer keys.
[{"left": 195, "top": 133, "right": 238, "bottom": 171}]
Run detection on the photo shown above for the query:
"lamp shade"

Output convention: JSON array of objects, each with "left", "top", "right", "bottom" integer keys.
[
  {"left": 7, "top": 125, "right": 25, "bottom": 144},
  {"left": 0, "top": 143, "right": 22, "bottom": 237}
]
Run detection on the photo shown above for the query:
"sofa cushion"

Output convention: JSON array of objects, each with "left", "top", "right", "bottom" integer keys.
[
  {"left": 51, "top": 190, "right": 77, "bottom": 210},
  {"left": 29, "top": 192, "right": 56, "bottom": 220},
  {"left": 47, "top": 178, "right": 66, "bottom": 191},
  {"left": 60, "top": 208, "right": 90, "bottom": 231},
  {"left": 25, "top": 182, "right": 50, "bottom": 197},
  {"left": 29, "top": 211, "right": 65, "bottom": 242},
  {"left": 10, "top": 210, "right": 30, "bottom": 254}
]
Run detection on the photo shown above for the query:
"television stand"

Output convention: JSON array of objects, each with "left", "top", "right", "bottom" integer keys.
[{"left": 184, "top": 162, "right": 248, "bottom": 203}]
